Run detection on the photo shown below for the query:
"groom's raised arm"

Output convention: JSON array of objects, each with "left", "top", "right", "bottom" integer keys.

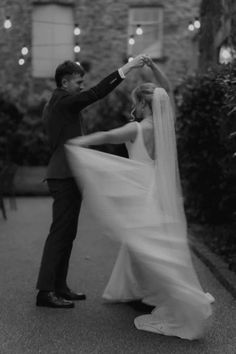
[{"left": 59, "top": 55, "right": 145, "bottom": 111}]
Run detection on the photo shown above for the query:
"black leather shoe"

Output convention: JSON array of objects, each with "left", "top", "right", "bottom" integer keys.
[
  {"left": 56, "top": 289, "right": 86, "bottom": 301},
  {"left": 36, "top": 291, "right": 75, "bottom": 308}
]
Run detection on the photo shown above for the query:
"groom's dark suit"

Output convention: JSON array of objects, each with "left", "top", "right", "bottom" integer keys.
[{"left": 36, "top": 70, "right": 123, "bottom": 292}]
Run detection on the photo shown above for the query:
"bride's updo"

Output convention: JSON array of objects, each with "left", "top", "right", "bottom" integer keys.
[{"left": 132, "top": 83, "right": 157, "bottom": 109}]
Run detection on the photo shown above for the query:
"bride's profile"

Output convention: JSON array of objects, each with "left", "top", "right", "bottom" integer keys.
[{"left": 65, "top": 57, "right": 213, "bottom": 340}]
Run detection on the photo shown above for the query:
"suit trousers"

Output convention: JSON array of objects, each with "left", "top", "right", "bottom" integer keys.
[{"left": 36, "top": 178, "right": 82, "bottom": 291}]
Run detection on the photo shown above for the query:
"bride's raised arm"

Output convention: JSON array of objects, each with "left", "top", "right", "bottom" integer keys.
[
  {"left": 144, "top": 57, "right": 175, "bottom": 113},
  {"left": 67, "top": 121, "right": 138, "bottom": 147},
  {"left": 144, "top": 57, "right": 171, "bottom": 92}
]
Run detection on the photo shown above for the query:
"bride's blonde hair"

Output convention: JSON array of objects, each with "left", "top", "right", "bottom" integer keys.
[{"left": 131, "top": 83, "right": 157, "bottom": 109}]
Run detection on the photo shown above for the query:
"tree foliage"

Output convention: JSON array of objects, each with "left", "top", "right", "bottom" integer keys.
[{"left": 176, "top": 62, "right": 236, "bottom": 223}]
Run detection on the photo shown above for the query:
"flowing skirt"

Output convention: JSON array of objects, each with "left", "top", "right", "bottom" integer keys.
[{"left": 65, "top": 145, "right": 212, "bottom": 340}]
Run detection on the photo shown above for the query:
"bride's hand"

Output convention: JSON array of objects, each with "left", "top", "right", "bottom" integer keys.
[{"left": 143, "top": 55, "right": 154, "bottom": 67}]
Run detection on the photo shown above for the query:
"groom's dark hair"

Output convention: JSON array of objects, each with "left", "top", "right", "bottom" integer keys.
[{"left": 55, "top": 60, "right": 85, "bottom": 87}]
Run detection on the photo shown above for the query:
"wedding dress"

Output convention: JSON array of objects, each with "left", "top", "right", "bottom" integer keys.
[{"left": 65, "top": 89, "right": 212, "bottom": 340}]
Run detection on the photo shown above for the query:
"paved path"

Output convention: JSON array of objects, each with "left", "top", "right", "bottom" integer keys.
[{"left": 0, "top": 198, "right": 235, "bottom": 354}]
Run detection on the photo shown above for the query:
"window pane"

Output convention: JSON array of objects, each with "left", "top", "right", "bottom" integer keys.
[
  {"left": 32, "top": 4, "right": 74, "bottom": 78},
  {"left": 128, "top": 7, "right": 163, "bottom": 59},
  {"left": 132, "top": 8, "right": 161, "bottom": 23}
]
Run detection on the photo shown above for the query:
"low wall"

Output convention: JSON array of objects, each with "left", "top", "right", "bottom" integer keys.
[{"left": 14, "top": 166, "right": 49, "bottom": 195}]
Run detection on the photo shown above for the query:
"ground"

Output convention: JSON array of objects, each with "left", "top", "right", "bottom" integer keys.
[{"left": 0, "top": 197, "right": 235, "bottom": 354}]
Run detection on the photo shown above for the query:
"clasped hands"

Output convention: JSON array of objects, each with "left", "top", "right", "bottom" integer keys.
[{"left": 129, "top": 54, "right": 153, "bottom": 69}]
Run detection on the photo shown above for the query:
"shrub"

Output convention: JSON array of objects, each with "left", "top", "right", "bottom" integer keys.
[
  {"left": 176, "top": 62, "right": 236, "bottom": 223},
  {"left": 0, "top": 91, "right": 23, "bottom": 167},
  {"left": 0, "top": 89, "right": 52, "bottom": 167},
  {"left": 16, "top": 92, "right": 51, "bottom": 166}
]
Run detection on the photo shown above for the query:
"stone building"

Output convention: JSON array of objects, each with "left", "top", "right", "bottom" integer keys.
[{"left": 0, "top": 0, "right": 201, "bottom": 101}]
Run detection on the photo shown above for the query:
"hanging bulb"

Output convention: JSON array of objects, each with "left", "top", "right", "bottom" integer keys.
[
  {"left": 75, "top": 61, "right": 81, "bottom": 66},
  {"left": 74, "top": 24, "right": 81, "bottom": 36},
  {"left": 128, "top": 57, "right": 134, "bottom": 62},
  {"left": 74, "top": 43, "right": 81, "bottom": 53},
  {"left": 129, "top": 35, "right": 135, "bottom": 45},
  {"left": 136, "top": 24, "right": 143, "bottom": 36},
  {"left": 4, "top": 16, "right": 12, "bottom": 29},
  {"left": 188, "top": 22, "right": 194, "bottom": 31},
  {"left": 21, "top": 46, "right": 29, "bottom": 56},
  {"left": 18, "top": 58, "right": 25, "bottom": 66},
  {"left": 194, "top": 18, "right": 201, "bottom": 29}
]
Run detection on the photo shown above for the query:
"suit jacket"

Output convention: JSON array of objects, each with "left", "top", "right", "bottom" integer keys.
[{"left": 43, "top": 70, "right": 123, "bottom": 179}]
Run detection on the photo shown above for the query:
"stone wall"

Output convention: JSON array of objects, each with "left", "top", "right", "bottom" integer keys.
[{"left": 0, "top": 0, "right": 201, "bottom": 98}]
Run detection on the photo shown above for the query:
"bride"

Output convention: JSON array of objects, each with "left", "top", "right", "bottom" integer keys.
[{"left": 65, "top": 57, "right": 213, "bottom": 340}]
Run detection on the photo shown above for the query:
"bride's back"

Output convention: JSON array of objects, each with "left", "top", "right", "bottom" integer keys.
[
  {"left": 126, "top": 120, "right": 155, "bottom": 163},
  {"left": 140, "top": 120, "right": 155, "bottom": 161}
]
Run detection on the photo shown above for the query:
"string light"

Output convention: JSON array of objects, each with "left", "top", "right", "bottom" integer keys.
[
  {"left": 136, "top": 24, "right": 143, "bottom": 36},
  {"left": 194, "top": 17, "right": 201, "bottom": 29},
  {"left": 188, "top": 17, "right": 201, "bottom": 31},
  {"left": 74, "top": 43, "right": 80, "bottom": 53},
  {"left": 129, "top": 25, "right": 142, "bottom": 53},
  {"left": 18, "top": 58, "right": 25, "bottom": 65},
  {"left": 21, "top": 46, "right": 29, "bottom": 56},
  {"left": 74, "top": 24, "right": 81, "bottom": 36},
  {"left": 128, "top": 35, "right": 135, "bottom": 45},
  {"left": 0, "top": 12, "right": 233, "bottom": 66},
  {"left": 188, "top": 22, "right": 195, "bottom": 31},
  {"left": 3, "top": 16, "right": 12, "bottom": 29}
]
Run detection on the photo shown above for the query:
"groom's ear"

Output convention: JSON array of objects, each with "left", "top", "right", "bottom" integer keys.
[{"left": 61, "top": 77, "right": 68, "bottom": 88}]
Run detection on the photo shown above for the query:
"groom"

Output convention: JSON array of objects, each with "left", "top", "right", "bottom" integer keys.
[{"left": 36, "top": 55, "right": 145, "bottom": 308}]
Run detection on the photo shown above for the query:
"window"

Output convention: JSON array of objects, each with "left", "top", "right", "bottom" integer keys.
[
  {"left": 32, "top": 4, "right": 74, "bottom": 78},
  {"left": 127, "top": 6, "right": 163, "bottom": 59}
]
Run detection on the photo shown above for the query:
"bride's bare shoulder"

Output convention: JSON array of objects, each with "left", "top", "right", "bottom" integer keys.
[{"left": 140, "top": 120, "right": 153, "bottom": 132}]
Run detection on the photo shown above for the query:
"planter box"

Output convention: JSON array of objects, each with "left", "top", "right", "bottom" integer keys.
[{"left": 14, "top": 166, "right": 49, "bottom": 195}]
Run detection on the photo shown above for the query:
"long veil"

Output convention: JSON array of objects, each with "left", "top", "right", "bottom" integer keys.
[
  {"left": 153, "top": 88, "right": 184, "bottom": 223},
  {"left": 151, "top": 88, "right": 206, "bottom": 289},
  {"left": 131, "top": 88, "right": 212, "bottom": 338}
]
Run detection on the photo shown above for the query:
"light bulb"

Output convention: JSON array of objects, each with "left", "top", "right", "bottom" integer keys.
[
  {"left": 136, "top": 25, "right": 143, "bottom": 36},
  {"left": 18, "top": 58, "right": 25, "bottom": 65},
  {"left": 194, "top": 18, "right": 201, "bottom": 29},
  {"left": 128, "top": 57, "right": 134, "bottom": 62},
  {"left": 129, "top": 35, "right": 135, "bottom": 45},
  {"left": 4, "top": 16, "right": 12, "bottom": 29},
  {"left": 21, "top": 46, "right": 29, "bottom": 56},
  {"left": 188, "top": 22, "right": 194, "bottom": 31},
  {"left": 74, "top": 24, "right": 81, "bottom": 36},
  {"left": 74, "top": 44, "right": 81, "bottom": 53}
]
